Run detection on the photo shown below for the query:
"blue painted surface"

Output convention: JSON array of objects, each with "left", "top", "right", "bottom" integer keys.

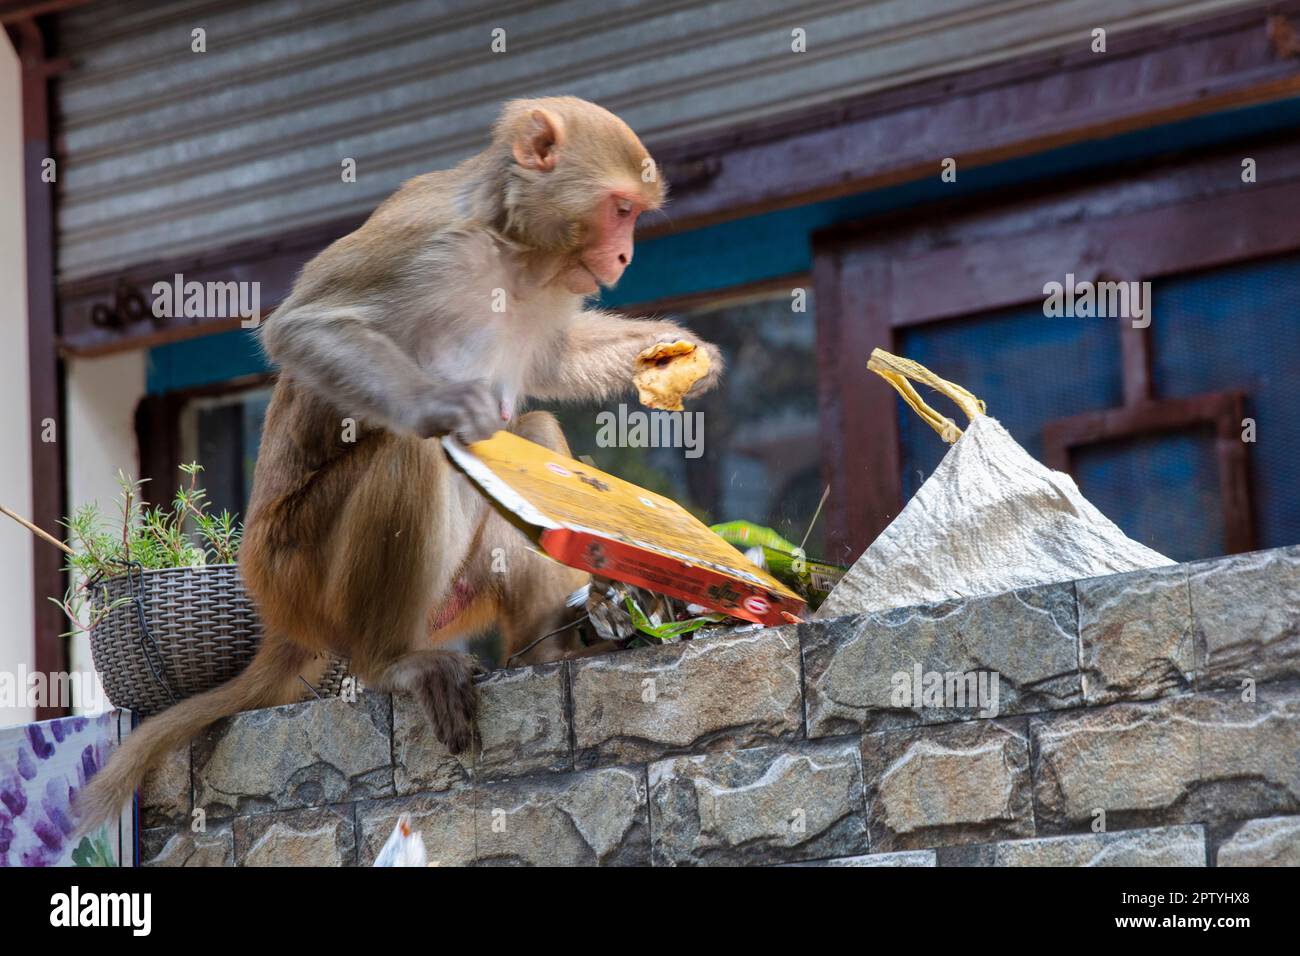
[
  {"left": 608, "top": 96, "right": 1300, "bottom": 309},
  {"left": 147, "top": 325, "right": 267, "bottom": 394},
  {"left": 1150, "top": 252, "right": 1300, "bottom": 551},
  {"left": 147, "top": 96, "right": 1300, "bottom": 394}
]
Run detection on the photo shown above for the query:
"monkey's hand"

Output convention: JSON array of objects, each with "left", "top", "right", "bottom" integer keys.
[
  {"left": 408, "top": 382, "right": 501, "bottom": 443},
  {"left": 528, "top": 312, "right": 725, "bottom": 404}
]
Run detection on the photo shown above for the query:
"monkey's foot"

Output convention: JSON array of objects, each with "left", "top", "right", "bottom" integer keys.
[{"left": 414, "top": 650, "right": 486, "bottom": 755}]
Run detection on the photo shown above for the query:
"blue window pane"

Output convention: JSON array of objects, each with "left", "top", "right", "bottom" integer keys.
[
  {"left": 1073, "top": 429, "right": 1224, "bottom": 562},
  {"left": 1152, "top": 253, "right": 1300, "bottom": 550}
]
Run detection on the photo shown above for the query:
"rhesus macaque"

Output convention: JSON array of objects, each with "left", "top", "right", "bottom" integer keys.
[{"left": 77, "top": 96, "right": 722, "bottom": 832}]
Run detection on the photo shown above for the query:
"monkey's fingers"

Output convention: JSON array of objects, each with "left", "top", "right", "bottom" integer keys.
[
  {"left": 634, "top": 339, "right": 714, "bottom": 409},
  {"left": 684, "top": 342, "right": 724, "bottom": 397},
  {"left": 450, "top": 384, "right": 503, "bottom": 443}
]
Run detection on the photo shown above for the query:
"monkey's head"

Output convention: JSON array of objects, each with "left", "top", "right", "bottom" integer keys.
[{"left": 494, "top": 96, "right": 666, "bottom": 295}]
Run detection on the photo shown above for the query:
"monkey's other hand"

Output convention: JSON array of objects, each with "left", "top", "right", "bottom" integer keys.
[{"left": 410, "top": 382, "right": 501, "bottom": 443}]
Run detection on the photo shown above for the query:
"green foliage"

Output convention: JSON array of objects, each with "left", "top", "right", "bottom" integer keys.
[{"left": 53, "top": 464, "right": 243, "bottom": 636}]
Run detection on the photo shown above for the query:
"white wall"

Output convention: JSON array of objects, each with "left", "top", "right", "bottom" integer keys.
[
  {"left": 65, "top": 351, "right": 146, "bottom": 714},
  {"left": 0, "top": 37, "right": 35, "bottom": 727}
]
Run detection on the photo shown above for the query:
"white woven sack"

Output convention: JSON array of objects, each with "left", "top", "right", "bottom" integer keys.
[{"left": 817, "top": 351, "right": 1173, "bottom": 618}]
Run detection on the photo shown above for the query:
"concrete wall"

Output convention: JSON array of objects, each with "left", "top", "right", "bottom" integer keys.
[{"left": 0, "top": 37, "right": 35, "bottom": 728}]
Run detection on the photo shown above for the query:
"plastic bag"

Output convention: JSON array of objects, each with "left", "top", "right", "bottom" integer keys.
[
  {"left": 373, "top": 813, "right": 427, "bottom": 867},
  {"left": 817, "top": 350, "right": 1173, "bottom": 618}
]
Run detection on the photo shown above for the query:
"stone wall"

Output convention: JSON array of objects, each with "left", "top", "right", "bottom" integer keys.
[{"left": 138, "top": 546, "right": 1300, "bottom": 866}]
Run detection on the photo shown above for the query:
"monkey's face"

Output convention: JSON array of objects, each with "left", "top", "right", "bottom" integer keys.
[
  {"left": 502, "top": 100, "right": 663, "bottom": 295},
  {"left": 563, "top": 191, "right": 645, "bottom": 295}
]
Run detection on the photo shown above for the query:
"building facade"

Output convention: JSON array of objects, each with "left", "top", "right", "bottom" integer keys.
[{"left": 4, "top": 0, "right": 1299, "bottom": 723}]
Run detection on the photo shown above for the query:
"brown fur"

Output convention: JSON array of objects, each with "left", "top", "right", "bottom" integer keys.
[{"left": 75, "top": 97, "right": 720, "bottom": 835}]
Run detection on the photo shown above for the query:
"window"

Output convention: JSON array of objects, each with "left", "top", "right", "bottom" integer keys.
[{"left": 177, "top": 385, "right": 272, "bottom": 520}]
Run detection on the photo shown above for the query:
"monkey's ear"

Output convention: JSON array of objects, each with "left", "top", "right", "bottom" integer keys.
[{"left": 512, "top": 108, "right": 564, "bottom": 172}]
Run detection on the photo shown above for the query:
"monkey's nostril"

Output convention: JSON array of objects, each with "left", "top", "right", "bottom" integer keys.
[{"left": 618, "top": 254, "right": 628, "bottom": 265}]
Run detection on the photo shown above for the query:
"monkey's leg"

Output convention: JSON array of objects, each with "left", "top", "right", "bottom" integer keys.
[{"left": 333, "top": 439, "right": 490, "bottom": 753}]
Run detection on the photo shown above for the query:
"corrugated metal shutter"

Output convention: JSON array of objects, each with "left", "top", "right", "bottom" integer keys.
[{"left": 53, "top": 0, "right": 1261, "bottom": 281}]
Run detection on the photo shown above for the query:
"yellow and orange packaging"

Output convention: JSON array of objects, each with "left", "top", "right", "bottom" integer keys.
[{"left": 443, "top": 432, "right": 805, "bottom": 626}]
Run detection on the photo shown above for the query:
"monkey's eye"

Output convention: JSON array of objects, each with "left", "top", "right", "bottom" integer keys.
[{"left": 615, "top": 198, "right": 634, "bottom": 218}]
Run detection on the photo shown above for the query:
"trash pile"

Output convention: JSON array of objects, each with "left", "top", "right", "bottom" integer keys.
[
  {"left": 564, "top": 522, "right": 848, "bottom": 649},
  {"left": 567, "top": 576, "right": 728, "bottom": 647},
  {"left": 711, "top": 521, "right": 847, "bottom": 608}
]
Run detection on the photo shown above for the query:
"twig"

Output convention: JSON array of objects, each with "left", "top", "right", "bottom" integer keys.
[
  {"left": 507, "top": 614, "right": 590, "bottom": 666},
  {"left": 298, "top": 675, "right": 323, "bottom": 700},
  {"left": 0, "top": 504, "right": 76, "bottom": 557},
  {"left": 798, "top": 485, "right": 831, "bottom": 554}
]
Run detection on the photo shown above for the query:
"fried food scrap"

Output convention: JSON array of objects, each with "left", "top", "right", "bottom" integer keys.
[{"left": 633, "top": 340, "right": 711, "bottom": 411}]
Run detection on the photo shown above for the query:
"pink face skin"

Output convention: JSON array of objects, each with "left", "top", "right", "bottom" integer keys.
[{"left": 564, "top": 192, "right": 644, "bottom": 295}]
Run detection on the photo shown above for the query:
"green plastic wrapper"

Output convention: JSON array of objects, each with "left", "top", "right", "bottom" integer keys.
[{"left": 710, "top": 520, "right": 847, "bottom": 610}]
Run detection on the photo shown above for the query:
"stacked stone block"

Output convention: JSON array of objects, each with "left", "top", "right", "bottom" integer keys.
[{"left": 139, "top": 546, "right": 1300, "bottom": 866}]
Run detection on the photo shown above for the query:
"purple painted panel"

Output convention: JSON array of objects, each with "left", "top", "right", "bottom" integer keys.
[{"left": 0, "top": 710, "right": 132, "bottom": 867}]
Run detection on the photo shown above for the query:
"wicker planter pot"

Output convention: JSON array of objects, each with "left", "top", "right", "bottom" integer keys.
[{"left": 90, "top": 564, "right": 347, "bottom": 717}]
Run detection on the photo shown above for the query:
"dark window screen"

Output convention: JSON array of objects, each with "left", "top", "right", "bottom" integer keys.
[
  {"left": 1073, "top": 428, "right": 1224, "bottom": 562},
  {"left": 891, "top": 252, "right": 1300, "bottom": 561},
  {"left": 182, "top": 388, "right": 272, "bottom": 521},
  {"left": 1151, "top": 251, "right": 1300, "bottom": 551}
]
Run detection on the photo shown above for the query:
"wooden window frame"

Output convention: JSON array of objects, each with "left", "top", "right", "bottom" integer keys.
[
  {"left": 812, "top": 133, "right": 1300, "bottom": 560},
  {"left": 135, "top": 373, "right": 275, "bottom": 507},
  {"left": 1042, "top": 391, "right": 1255, "bottom": 555}
]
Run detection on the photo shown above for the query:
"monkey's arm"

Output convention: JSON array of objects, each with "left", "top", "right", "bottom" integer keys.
[
  {"left": 527, "top": 310, "right": 724, "bottom": 403},
  {"left": 262, "top": 302, "right": 500, "bottom": 441}
]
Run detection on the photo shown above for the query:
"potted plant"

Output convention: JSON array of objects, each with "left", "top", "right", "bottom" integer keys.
[{"left": 23, "top": 464, "right": 345, "bottom": 716}]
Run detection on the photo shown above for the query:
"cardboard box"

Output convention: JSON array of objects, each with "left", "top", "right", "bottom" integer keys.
[{"left": 444, "top": 432, "right": 806, "bottom": 626}]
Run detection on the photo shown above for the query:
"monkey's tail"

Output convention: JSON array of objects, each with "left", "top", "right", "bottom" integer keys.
[{"left": 75, "top": 636, "right": 318, "bottom": 836}]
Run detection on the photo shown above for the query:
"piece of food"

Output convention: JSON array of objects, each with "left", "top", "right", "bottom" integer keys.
[{"left": 633, "top": 340, "right": 711, "bottom": 411}]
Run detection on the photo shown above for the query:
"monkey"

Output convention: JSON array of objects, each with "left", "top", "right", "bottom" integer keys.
[{"left": 75, "top": 96, "right": 723, "bottom": 833}]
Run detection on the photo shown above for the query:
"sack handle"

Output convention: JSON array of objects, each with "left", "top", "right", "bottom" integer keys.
[{"left": 867, "top": 348, "right": 986, "bottom": 444}]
